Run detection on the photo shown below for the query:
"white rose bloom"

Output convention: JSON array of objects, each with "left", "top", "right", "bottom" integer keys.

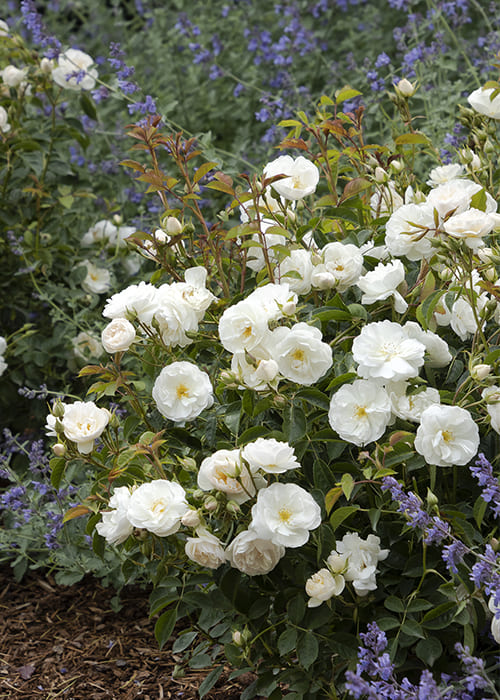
[
  {"left": 352, "top": 320, "right": 426, "bottom": 382},
  {"left": 248, "top": 282, "right": 297, "bottom": 321},
  {"left": 328, "top": 379, "right": 392, "bottom": 446},
  {"left": 152, "top": 361, "right": 214, "bottom": 423},
  {"left": 0, "top": 357, "right": 6, "bottom": 377},
  {"left": 414, "top": 404, "right": 479, "bottom": 467},
  {"left": 197, "top": 448, "right": 261, "bottom": 505},
  {"left": 114, "top": 224, "right": 136, "bottom": 248},
  {"left": 370, "top": 182, "right": 404, "bottom": 216},
  {"left": 305, "top": 568, "right": 345, "bottom": 607},
  {"left": 219, "top": 299, "right": 272, "bottom": 354},
  {"left": 0, "top": 19, "right": 10, "bottom": 35},
  {"left": 185, "top": 529, "right": 226, "bottom": 569},
  {"left": 426, "top": 164, "right": 465, "bottom": 187},
  {"left": 311, "top": 241, "right": 363, "bottom": 292},
  {"left": 103, "top": 282, "right": 159, "bottom": 326},
  {"left": 127, "top": 480, "right": 189, "bottom": 537},
  {"left": 71, "top": 331, "right": 103, "bottom": 360},
  {"left": 239, "top": 186, "right": 282, "bottom": 223},
  {"left": 170, "top": 267, "right": 215, "bottom": 319},
  {"left": 385, "top": 203, "right": 435, "bottom": 261},
  {"left": 276, "top": 248, "right": 314, "bottom": 295},
  {"left": 62, "top": 400, "right": 110, "bottom": 454},
  {"left": 242, "top": 438, "right": 300, "bottom": 474},
  {"left": 403, "top": 321, "right": 452, "bottom": 368},
  {"left": 226, "top": 529, "right": 285, "bottom": 575},
  {"left": 0, "top": 105, "right": 11, "bottom": 133},
  {"left": 334, "top": 533, "right": 388, "bottom": 596},
  {"left": 52, "top": 48, "right": 98, "bottom": 91},
  {"left": 45, "top": 402, "right": 68, "bottom": 437},
  {"left": 443, "top": 209, "right": 494, "bottom": 249},
  {"left": 467, "top": 87, "right": 500, "bottom": 120},
  {"left": 82, "top": 220, "right": 118, "bottom": 247},
  {"left": 357, "top": 259, "right": 408, "bottom": 313},
  {"left": 264, "top": 155, "right": 319, "bottom": 201},
  {"left": 231, "top": 352, "right": 280, "bottom": 392},
  {"left": 95, "top": 486, "right": 134, "bottom": 545},
  {"left": 488, "top": 597, "right": 500, "bottom": 644},
  {"left": 387, "top": 382, "right": 441, "bottom": 422},
  {"left": 1, "top": 65, "right": 29, "bottom": 88},
  {"left": 482, "top": 386, "right": 500, "bottom": 434},
  {"left": 154, "top": 285, "right": 199, "bottom": 348},
  {"left": 246, "top": 226, "right": 288, "bottom": 273},
  {"left": 0, "top": 336, "right": 6, "bottom": 355},
  {"left": 81, "top": 260, "right": 111, "bottom": 294},
  {"left": 101, "top": 318, "right": 136, "bottom": 353},
  {"left": 427, "top": 179, "right": 497, "bottom": 221},
  {"left": 250, "top": 482, "right": 321, "bottom": 548},
  {"left": 273, "top": 322, "right": 333, "bottom": 386},
  {"left": 450, "top": 294, "right": 487, "bottom": 341}
]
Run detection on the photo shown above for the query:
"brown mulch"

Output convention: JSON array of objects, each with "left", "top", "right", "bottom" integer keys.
[{"left": 0, "top": 567, "right": 256, "bottom": 699}]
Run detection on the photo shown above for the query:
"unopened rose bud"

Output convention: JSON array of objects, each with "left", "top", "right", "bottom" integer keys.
[
  {"left": 374, "top": 166, "right": 387, "bottom": 183},
  {"left": 484, "top": 140, "right": 495, "bottom": 155},
  {"left": 389, "top": 160, "right": 403, "bottom": 174},
  {"left": 232, "top": 630, "right": 243, "bottom": 646},
  {"left": 484, "top": 266, "right": 497, "bottom": 282},
  {"left": 52, "top": 401, "right": 65, "bottom": 418},
  {"left": 426, "top": 488, "right": 439, "bottom": 510},
  {"left": 281, "top": 300, "right": 296, "bottom": 316},
  {"left": 327, "top": 554, "right": 346, "bottom": 573},
  {"left": 204, "top": 496, "right": 218, "bottom": 512},
  {"left": 471, "top": 363, "right": 492, "bottom": 381},
  {"left": 273, "top": 394, "right": 287, "bottom": 408},
  {"left": 396, "top": 78, "right": 415, "bottom": 98},
  {"left": 165, "top": 216, "right": 183, "bottom": 235},
  {"left": 52, "top": 443, "right": 66, "bottom": 457},
  {"left": 226, "top": 500, "right": 241, "bottom": 515},
  {"left": 112, "top": 213, "right": 123, "bottom": 225},
  {"left": 154, "top": 228, "right": 167, "bottom": 244},
  {"left": 40, "top": 57, "right": 54, "bottom": 74},
  {"left": 438, "top": 267, "right": 453, "bottom": 282},
  {"left": 490, "top": 537, "right": 499, "bottom": 552},
  {"left": 255, "top": 359, "right": 279, "bottom": 383},
  {"left": 181, "top": 509, "right": 202, "bottom": 529}
]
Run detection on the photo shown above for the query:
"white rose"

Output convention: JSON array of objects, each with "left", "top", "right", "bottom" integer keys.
[
  {"left": 403, "top": 321, "right": 452, "bottom": 368},
  {"left": 264, "top": 155, "right": 319, "bottom": 201},
  {"left": 71, "top": 331, "right": 103, "bottom": 361},
  {"left": 387, "top": 382, "right": 441, "bottom": 422},
  {"left": 95, "top": 486, "right": 134, "bottom": 545},
  {"left": 276, "top": 248, "right": 314, "bottom": 295},
  {"left": 385, "top": 203, "right": 435, "bottom": 261},
  {"left": 61, "top": 400, "right": 110, "bottom": 453},
  {"left": 311, "top": 241, "right": 363, "bottom": 292},
  {"left": 197, "top": 448, "right": 261, "bottom": 505},
  {"left": 127, "top": 480, "right": 189, "bottom": 536},
  {"left": 450, "top": 294, "right": 488, "bottom": 341},
  {"left": 0, "top": 19, "right": 10, "bottom": 35},
  {"left": 185, "top": 529, "right": 226, "bottom": 569},
  {"left": 171, "top": 267, "right": 215, "bottom": 319},
  {"left": 357, "top": 259, "right": 408, "bottom": 313},
  {"left": 226, "top": 529, "right": 285, "bottom": 575},
  {"left": 443, "top": 209, "right": 494, "bottom": 249},
  {"left": 103, "top": 281, "right": 159, "bottom": 326},
  {"left": 247, "top": 283, "right": 297, "bottom": 321},
  {"left": 52, "top": 48, "right": 98, "bottom": 91},
  {"left": 334, "top": 532, "right": 388, "bottom": 596},
  {"left": 154, "top": 285, "right": 199, "bottom": 348},
  {"left": 0, "top": 336, "right": 6, "bottom": 355},
  {"left": 352, "top": 320, "right": 426, "bottom": 382},
  {"left": 414, "top": 404, "right": 479, "bottom": 467},
  {"left": 273, "top": 322, "right": 332, "bottom": 386},
  {"left": 82, "top": 220, "right": 118, "bottom": 247},
  {"left": 426, "top": 164, "right": 465, "bottom": 187},
  {"left": 219, "top": 299, "right": 272, "bottom": 354},
  {"left": 152, "top": 361, "right": 214, "bottom": 423},
  {"left": 101, "top": 318, "right": 136, "bottom": 353},
  {"left": 427, "top": 179, "right": 496, "bottom": 221},
  {"left": 328, "top": 379, "right": 392, "bottom": 446},
  {"left": 488, "top": 597, "right": 500, "bottom": 644},
  {"left": 482, "top": 386, "right": 500, "bottom": 434},
  {"left": 1, "top": 65, "right": 28, "bottom": 88},
  {"left": 0, "top": 357, "right": 6, "bottom": 377},
  {"left": 305, "top": 568, "right": 345, "bottom": 607},
  {"left": 231, "top": 351, "right": 279, "bottom": 392},
  {"left": 0, "top": 105, "right": 11, "bottom": 133},
  {"left": 467, "top": 87, "right": 500, "bottom": 119},
  {"left": 250, "top": 482, "right": 321, "bottom": 548},
  {"left": 242, "top": 438, "right": 300, "bottom": 474},
  {"left": 81, "top": 260, "right": 111, "bottom": 294}
]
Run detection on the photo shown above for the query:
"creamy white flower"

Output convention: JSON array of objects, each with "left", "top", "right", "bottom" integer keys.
[
  {"left": 171, "top": 267, "right": 215, "bottom": 319},
  {"left": 250, "top": 482, "right": 321, "bottom": 548},
  {"left": 450, "top": 294, "right": 488, "bottom": 341},
  {"left": 71, "top": 331, "right": 103, "bottom": 361},
  {"left": 488, "top": 597, "right": 500, "bottom": 644},
  {"left": 370, "top": 182, "right": 404, "bottom": 216},
  {"left": 127, "top": 480, "right": 189, "bottom": 536},
  {"left": 197, "top": 448, "right": 261, "bottom": 505},
  {"left": 103, "top": 282, "right": 159, "bottom": 326},
  {"left": 443, "top": 209, "right": 494, "bottom": 249},
  {"left": 352, "top": 320, "right": 426, "bottom": 382},
  {"left": 403, "top": 321, "right": 452, "bottom": 368},
  {"left": 468, "top": 87, "right": 500, "bottom": 120},
  {"left": 248, "top": 282, "right": 297, "bottom": 321},
  {"left": 306, "top": 568, "right": 344, "bottom": 607},
  {"left": 426, "top": 164, "right": 465, "bottom": 187},
  {"left": 0, "top": 19, "right": 10, "bottom": 35},
  {"left": 185, "top": 529, "right": 226, "bottom": 569},
  {"left": 414, "top": 404, "right": 479, "bottom": 467},
  {"left": 231, "top": 351, "right": 279, "bottom": 392},
  {"left": 328, "top": 379, "right": 392, "bottom": 446},
  {"left": 276, "top": 248, "right": 314, "bottom": 295},
  {"left": 101, "top": 318, "right": 136, "bottom": 353},
  {"left": 52, "top": 49, "right": 98, "bottom": 91},
  {"left": 152, "top": 361, "right": 213, "bottom": 423},
  {"left": 385, "top": 202, "right": 435, "bottom": 261},
  {"left": 333, "top": 533, "right": 388, "bottom": 596},
  {"left": 387, "top": 382, "right": 441, "bottom": 422},
  {"left": 357, "top": 259, "right": 408, "bottom": 312},
  {"left": 219, "top": 299, "right": 272, "bottom": 354},
  {"left": 246, "top": 227, "right": 288, "bottom": 273},
  {"left": 0, "top": 336, "right": 6, "bottom": 356},
  {"left": 62, "top": 400, "right": 110, "bottom": 454},
  {"left": 239, "top": 186, "right": 282, "bottom": 224},
  {"left": 242, "top": 438, "right": 300, "bottom": 474},
  {"left": 273, "top": 322, "right": 332, "bottom": 386},
  {"left": 311, "top": 241, "right": 363, "bottom": 292},
  {"left": 1, "top": 65, "right": 28, "bottom": 88},
  {"left": 0, "top": 105, "right": 11, "bottom": 133},
  {"left": 264, "top": 155, "right": 319, "bottom": 201},
  {"left": 82, "top": 220, "right": 118, "bottom": 247},
  {"left": 154, "top": 285, "right": 199, "bottom": 348},
  {"left": 95, "top": 486, "right": 134, "bottom": 545},
  {"left": 81, "top": 260, "right": 111, "bottom": 294},
  {"left": 45, "top": 403, "right": 68, "bottom": 438},
  {"left": 427, "top": 179, "right": 497, "bottom": 221},
  {"left": 226, "top": 529, "right": 285, "bottom": 575},
  {"left": 482, "top": 386, "right": 500, "bottom": 434},
  {"left": 0, "top": 357, "right": 6, "bottom": 377}
]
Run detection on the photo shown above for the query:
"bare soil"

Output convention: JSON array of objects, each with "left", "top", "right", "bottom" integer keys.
[{"left": 0, "top": 567, "right": 255, "bottom": 699}]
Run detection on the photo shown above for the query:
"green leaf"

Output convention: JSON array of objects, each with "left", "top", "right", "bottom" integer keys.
[
  {"left": 155, "top": 608, "right": 177, "bottom": 650},
  {"left": 297, "top": 631, "right": 319, "bottom": 670},
  {"left": 377, "top": 616, "right": 400, "bottom": 631},
  {"left": 287, "top": 595, "right": 306, "bottom": 624},
  {"left": 335, "top": 86, "right": 362, "bottom": 103},
  {"left": 341, "top": 473, "right": 355, "bottom": 500},
  {"left": 285, "top": 402, "right": 307, "bottom": 443},
  {"left": 50, "top": 457, "right": 66, "bottom": 489},
  {"left": 402, "top": 619, "right": 425, "bottom": 639},
  {"left": 422, "top": 601, "right": 456, "bottom": 629},
  {"left": 199, "top": 666, "right": 224, "bottom": 698},
  {"left": 395, "top": 132, "right": 430, "bottom": 145},
  {"left": 415, "top": 637, "right": 442, "bottom": 666},
  {"left": 80, "top": 92, "right": 97, "bottom": 120},
  {"left": 172, "top": 630, "right": 198, "bottom": 653},
  {"left": 329, "top": 505, "right": 359, "bottom": 531},
  {"left": 278, "top": 627, "right": 298, "bottom": 656},
  {"left": 384, "top": 596, "right": 404, "bottom": 613},
  {"left": 470, "top": 188, "right": 487, "bottom": 212},
  {"left": 473, "top": 495, "right": 488, "bottom": 528},
  {"left": 194, "top": 161, "right": 219, "bottom": 184}
]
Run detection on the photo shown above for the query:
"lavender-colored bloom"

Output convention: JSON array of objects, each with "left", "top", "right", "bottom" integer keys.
[
  {"left": 20, "top": 0, "right": 61, "bottom": 57},
  {"left": 470, "top": 454, "right": 500, "bottom": 519},
  {"left": 442, "top": 540, "right": 467, "bottom": 574}
]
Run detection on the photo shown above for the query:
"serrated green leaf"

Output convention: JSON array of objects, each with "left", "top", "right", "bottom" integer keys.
[
  {"left": 384, "top": 596, "right": 405, "bottom": 613},
  {"left": 278, "top": 627, "right": 298, "bottom": 656},
  {"left": 329, "top": 505, "right": 359, "bottom": 531},
  {"left": 415, "top": 637, "right": 442, "bottom": 666}
]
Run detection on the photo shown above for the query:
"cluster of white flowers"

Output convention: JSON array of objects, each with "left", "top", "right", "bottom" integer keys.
[
  {"left": 46, "top": 400, "right": 110, "bottom": 454},
  {"left": 82, "top": 219, "right": 136, "bottom": 248},
  {"left": 71, "top": 331, "right": 103, "bottom": 362},
  {"left": 305, "top": 533, "right": 388, "bottom": 607},
  {"left": 467, "top": 86, "right": 500, "bottom": 120},
  {"left": 0, "top": 336, "right": 7, "bottom": 377},
  {"left": 52, "top": 49, "right": 98, "bottom": 91}
]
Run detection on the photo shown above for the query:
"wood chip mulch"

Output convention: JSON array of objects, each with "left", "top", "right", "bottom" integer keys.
[{"left": 0, "top": 567, "right": 256, "bottom": 699}]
